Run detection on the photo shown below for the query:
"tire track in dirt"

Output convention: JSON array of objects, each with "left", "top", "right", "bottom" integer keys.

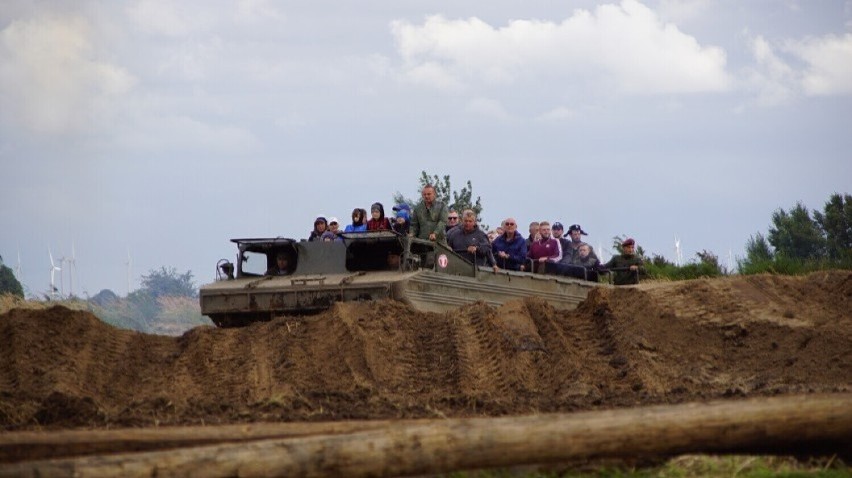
[{"left": 448, "top": 303, "right": 512, "bottom": 410}]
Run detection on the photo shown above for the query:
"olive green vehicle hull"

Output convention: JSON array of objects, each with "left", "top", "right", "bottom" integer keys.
[{"left": 200, "top": 233, "right": 603, "bottom": 327}]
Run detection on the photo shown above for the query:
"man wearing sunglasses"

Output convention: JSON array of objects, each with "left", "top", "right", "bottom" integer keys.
[
  {"left": 492, "top": 218, "right": 528, "bottom": 271},
  {"left": 446, "top": 210, "right": 460, "bottom": 233}
]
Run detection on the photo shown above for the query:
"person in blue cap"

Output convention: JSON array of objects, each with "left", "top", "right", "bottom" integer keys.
[{"left": 392, "top": 208, "right": 411, "bottom": 235}]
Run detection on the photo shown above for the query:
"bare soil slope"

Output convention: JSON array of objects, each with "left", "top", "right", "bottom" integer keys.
[{"left": 1, "top": 271, "right": 849, "bottom": 430}]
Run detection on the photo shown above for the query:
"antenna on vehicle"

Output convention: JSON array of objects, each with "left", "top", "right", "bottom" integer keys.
[
  {"left": 125, "top": 248, "right": 132, "bottom": 296},
  {"left": 48, "top": 248, "right": 61, "bottom": 300}
]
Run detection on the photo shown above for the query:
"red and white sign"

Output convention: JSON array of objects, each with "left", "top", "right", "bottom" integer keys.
[{"left": 437, "top": 254, "right": 449, "bottom": 268}]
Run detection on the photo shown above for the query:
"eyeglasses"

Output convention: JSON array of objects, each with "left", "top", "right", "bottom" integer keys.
[
  {"left": 504, "top": 222, "right": 516, "bottom": 226},
  {"left": 448, "top": 217, "right": 459, "bottom": 221}
]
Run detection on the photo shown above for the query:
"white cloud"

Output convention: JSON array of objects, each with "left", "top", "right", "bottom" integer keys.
[
  {"left": 390, "top": 0, "right": 732, "bottom": 96},
  {"left": 741, "top": 32, "right": 852, "bottom": 106},
  {"left": 0, "top": 14, "right": 135, "bottom": 134},
  {"left": 744, "top": 35, "right": 797, "bottom": 106},
  {"left": 787, "top": 33, "right": 852, "bottom": 96}
]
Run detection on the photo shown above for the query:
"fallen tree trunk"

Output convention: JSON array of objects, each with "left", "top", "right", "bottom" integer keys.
[
  {"left": 0, "top": 419, "right": 410, "bottom": 463},
  {"left": 2, "top": 393, "right": 850, "bottom": 478}
]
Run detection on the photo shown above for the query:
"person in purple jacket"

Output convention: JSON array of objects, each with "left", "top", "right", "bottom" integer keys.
[
  {"left": 527, "top": 221, "right": 562, "bottom": 273},
  {"left": 492, "top": 218, "right": 528, "bottom": 271}
]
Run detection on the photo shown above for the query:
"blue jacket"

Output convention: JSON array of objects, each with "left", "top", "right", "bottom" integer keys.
[
  {"left": 492, "top": 232, "right": 528, "bottom": 270},
  {"left": 344, "top": 224, "right": 367, "bottom": 233}
]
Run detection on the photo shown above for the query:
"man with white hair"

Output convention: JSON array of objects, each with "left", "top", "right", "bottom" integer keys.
[
  {"left": 492, "top": 217, "right": 528, "bottom": 271},
  {"left": 446, "top": 209, "right": 498, "bottom": 272}
]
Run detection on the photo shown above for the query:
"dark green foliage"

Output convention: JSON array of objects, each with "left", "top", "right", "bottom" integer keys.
[
  {"left": 742, "top": 193, "right": 852, "bottom": 275},
  {"left": 0, "top": 258, "right": 24, "bottom": 298},
  {"left": 744, "top": 233, "right": 774, "bottom": 263},
  {"left": 88, "top": 267, "right": 202, "bottom": 333},
  {"left": 90, "top": 289, "right": 119, "bottom": 307},
  {"left": 768, "top": 202, "right": 825, "bottom": 259},
  {"left": 644, "top": 251, "right": 724, "bottom": 281},
  {"left": 139, "top": 267, "right": 197, "bottom": 298},
  {"left": 813, "top": 192, "right": 852, "bottom": 261}
]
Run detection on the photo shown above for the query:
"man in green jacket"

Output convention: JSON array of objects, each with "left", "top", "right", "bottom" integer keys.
[
  {"left": 411, "top": 184, "right": 449, "bottom": 243},
  {"left": 602, "top": 237, "right": 644, "bottom": 285}
]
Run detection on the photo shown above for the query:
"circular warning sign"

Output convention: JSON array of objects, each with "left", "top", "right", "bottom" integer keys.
[{"left": 437, "top": 254, "right": 449, "bottom": 268}]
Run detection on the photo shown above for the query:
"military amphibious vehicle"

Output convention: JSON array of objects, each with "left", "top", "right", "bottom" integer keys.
[{"left": 199, "top": 231, "right": 604, "bottom": 327}]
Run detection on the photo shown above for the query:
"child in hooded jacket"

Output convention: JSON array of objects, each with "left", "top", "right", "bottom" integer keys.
[{"left": 366, "top": 202, "right": 392, "bottom": 231}]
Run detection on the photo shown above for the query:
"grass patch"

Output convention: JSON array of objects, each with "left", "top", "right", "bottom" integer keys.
[{"left": 442, "top": 455, "right": 847, "bottom": 477}]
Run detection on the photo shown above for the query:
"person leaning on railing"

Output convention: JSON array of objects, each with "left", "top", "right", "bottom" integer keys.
[
  {"left": 492, "top": 218, "right": 528, "bottom": 271},
  {"left": 601, "top": 237, "right": 644, "bottom": 285},
  {"left": 446, "top": 209, "right": 498, "bottom": 272}
]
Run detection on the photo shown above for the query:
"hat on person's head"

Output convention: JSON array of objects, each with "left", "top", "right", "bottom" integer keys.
[
  {"left": 321, "top": 231, "right": 336, "bottom": 241},
  {"left": 392, "top": 203, "right": 411, "bottom": 212},
  {"left": 622, "top": 237, "right": 635, "bottom": 247},
  {"left": 314, "top": 216, "right": 327, "bottom": 225},
  {"left": 371, "top": 202, "right": 383, "bottom": 213},
  {"left": 328, "top": 217, "right": 339, "bottom": 225},
  {"left": 568, "top": 224, "right": 588, "bottom": 235},
  {"left": 396, "top": 209, "right": 410, "bottom": 221},
  {"left": 552, "top": 222, "right": 564, "bottom": 230}
]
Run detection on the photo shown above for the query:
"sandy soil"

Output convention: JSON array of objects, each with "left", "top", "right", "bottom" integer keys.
[{"left": 1, "top": 271, "right": 849, "bottom": 431}]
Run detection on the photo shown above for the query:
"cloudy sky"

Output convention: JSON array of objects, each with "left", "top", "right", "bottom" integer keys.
[{"left": 2, "top": 0, "right": 851, "bottom": 297}]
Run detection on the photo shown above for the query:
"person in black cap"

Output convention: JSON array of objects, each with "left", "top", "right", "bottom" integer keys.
[
  {"left": 551, "top": 222, "right": 571, "bottom": 257},
  {"left": 563, "top": 224, "right": 598, "bottom": 265}
]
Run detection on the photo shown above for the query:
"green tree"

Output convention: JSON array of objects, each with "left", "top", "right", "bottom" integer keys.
[
  {"left": 0, "top": 256, "right": 24, "bottom": 298},
  {"left": 813, "top": 192, "right": 852, "bottom": 261},
  {"left": 767, "top": 202, "right": 825, "bottom": 259},
  {"left": 744, "top": 232, "right": 774, "bottom": 262},
  {"left": 139, "top": 267, "right": 197, "bottom": 298},
  {"left": 393, "top": 171, "right": 483, "bottom": 218}
]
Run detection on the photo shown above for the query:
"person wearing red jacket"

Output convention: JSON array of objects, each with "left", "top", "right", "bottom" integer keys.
[
  {"left": 527, "top": 221, "right": 562, "bottom": 273},
  {"left": 366, "top": 202, "right": 391, "bottom": 231}
]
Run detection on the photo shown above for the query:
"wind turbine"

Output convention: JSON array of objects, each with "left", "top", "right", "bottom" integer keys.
[
  {"left": 48, "top": 248, "right": 61, "bottom": 300},
  {"left": 67, "top": 242, "right": 77, "bottom": 297},
  {"left": 125, "top": 249, "right": 132, "bottom": 296},
  {"left": 15, "top": 248, "right": 22, "bottom": 280},
  {"left": 728, "top": 248, "right": 735, "bottom": 274},
  {"left": 57, "top": 253, "right": 66, "bottom": 297},
  {"left": 674, "top": 236, "right": 683, "bottom": 267}
]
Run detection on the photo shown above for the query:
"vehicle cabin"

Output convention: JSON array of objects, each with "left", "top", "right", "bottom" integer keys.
[{"left": 224, "top": 231, "right": 479, "bottom": 279}]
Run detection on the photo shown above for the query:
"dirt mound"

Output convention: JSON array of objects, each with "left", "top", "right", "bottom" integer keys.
[{"left": 1, "top": 271, "right": 850, "bottom": 430}]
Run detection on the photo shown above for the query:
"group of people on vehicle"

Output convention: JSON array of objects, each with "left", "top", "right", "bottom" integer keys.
[{"left": 304, "top": 185, "right": 644, "bottom": 285}]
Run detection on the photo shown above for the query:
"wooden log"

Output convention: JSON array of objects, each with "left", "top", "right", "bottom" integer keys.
[
  {"left": 0, "top": 419, "right": 410, "bottom": 463},
  {"left": 2, "top": 393, "right": 850, "bottom": 478}
]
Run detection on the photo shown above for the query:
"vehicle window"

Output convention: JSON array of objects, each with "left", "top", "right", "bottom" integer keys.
[
  {"left": 240, "top": 250, "right": 269, "bottom": 276},
  {"left": 346, "top": 240, "right": 403, "bottom": 271}
]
